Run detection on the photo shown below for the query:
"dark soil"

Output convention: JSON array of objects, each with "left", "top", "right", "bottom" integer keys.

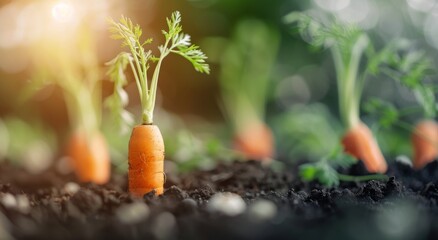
[{"left": 0, "top": 160, "right": 438, "bottom": 240}]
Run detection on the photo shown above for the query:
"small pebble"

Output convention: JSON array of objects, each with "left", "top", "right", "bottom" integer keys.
[
  {"left": 152, "top": 212, "right": 176, "bottom": 240},
  {"left": 116, "top": 201, "right": 149, "bottom": 224},
  {"left": 207, "top": 192, "right": 246, "bottom": 216},
  {"left": 0, "top": 194, "right": 16, "bottom": 209},
  {"left": 396, "top": 155, "right": 413, "bottom": 167},
  {"left": 248, "top": 200, "right": 277, "bottom": 221},
  {"left": 22, "top": 141, "right": 53, "bottom": 174},
  {"left": 64, "top": 182, "right": 80, "bottom": 195},
  {"left": 56, "top": 156, "right": 74, "bottom": 175},
  {"left": 70, "top": 189, "right": 102, "bottom": 213},
  {"left": 16, "top": 195, "right": 30, "bottom": 213},
  {"left": 179, "top": 198, "right": 197, "bottom": 213}
]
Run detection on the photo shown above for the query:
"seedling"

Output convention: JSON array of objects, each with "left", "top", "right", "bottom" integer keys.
[
  {"left": 285, "top": 12, "right": 387, "bottom": 173},
  {"left": 364, "top": 41, "right": 436, "bottom": 169},
  {"left": 107, "top": 11, "right": 209, "bottom": 196},
  {"left": 28, "top": 24, "right": 110, "bottom": 184},
  {"left": 300, "top": 145, "right": 388, "bottom": 187},
  {"left": 219, "top": 19, "right": 279, "bottom": 161}
]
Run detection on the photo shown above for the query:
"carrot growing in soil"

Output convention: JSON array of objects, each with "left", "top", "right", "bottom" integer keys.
[
  {"left": 28, "top": 25, "right": 109, "bottom": 184},
  {"left": 219, "top": 19, "right": 279, "bottom": 161},
  {"left": 107, "top": 12, "right": 210, "bottom": 196},
  {"left": 396, "top": 52, "right": 436, "bottom": 169},
  {"left": 285, "top": 13, "right": 387, "bottom": 173},
  {"left": 372, "top": 43, "right": 436, "bottom": 169}
]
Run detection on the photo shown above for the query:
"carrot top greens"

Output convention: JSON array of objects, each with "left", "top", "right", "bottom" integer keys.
[
  {"left": 284, "top": 12, "right": 369, "bottom": 130},
  {"left": 285, "top": 11, "right": 436, "bottom": 185},
  {"left": 299, "top": 145, "right": 388, "bottom": 187},
  {"left": 219, "top": 19, "right": 279, "bottom": 131},
  {"left": 107, "top": 11, "right": 210, "bottom": 126}
]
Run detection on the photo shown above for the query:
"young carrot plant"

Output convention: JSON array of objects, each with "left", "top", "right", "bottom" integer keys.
[
  {"left": 364, "top": 41, "right": 436, "bottom": 169},
  {"left": 219, "top": 19, "right": 279, "bottom": 161},
  {"left": 28, "top": 25, "right": 110, "bottom": 184},
  {"left": 300, "top": 145, "right": 388, "bottom": 187},
  {"left": 285, "top": 12, "right": 387, "bottom": 173},
  {"left": 107, "top": 11, "right": 209, "bottom": 196}
]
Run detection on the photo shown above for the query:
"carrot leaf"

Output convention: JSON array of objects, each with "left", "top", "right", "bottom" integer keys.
[
  {"left": 219, "top": 19, "right": 279, "bottom": 131},
  {"left": 105, "top": 52, "right": 135, "bottom": 134},
  {"left": 299, "top": 145, "right": 387, "bottom": 187},
  {"left": 364, "top": 98, "right": 399, "bottom": 129},
  {"left": 366, "top": 40, "right": 436, "bottom": 119},
  {"left": 300, "top": 162, "right": 340, "bottom": 187},
  {"left": 285, "top": 12, "right": 369, "bottom": 130},
  {"left": 107, "top": 11, "right": 210, "bottom": 125}
]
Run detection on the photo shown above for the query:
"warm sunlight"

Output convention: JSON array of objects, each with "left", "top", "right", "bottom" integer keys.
[{"left": 51, "top": 1, "right": 75, "bottom": 23}]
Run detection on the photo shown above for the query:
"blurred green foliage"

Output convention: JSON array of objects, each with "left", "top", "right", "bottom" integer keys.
[
  {"left": 219, "top": 19, "right": 279, "bottom": 131},
  {"left": 272, "top": 104, "right": 341, "bottom": 161},
  {"left": 0, "top": 117, "right": 56, "bottom": 173}
]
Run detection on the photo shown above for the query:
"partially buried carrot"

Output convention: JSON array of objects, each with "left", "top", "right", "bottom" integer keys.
[
  {"left": 342, "top": 122, "right": 387, "bottom": 173},
  {"left": 412, "top": 120, "right": 438, "bottom": 169},
  {"left": 286, "top": 13, "right": 388, "bottom": 173},
  {"left": 218, "top": 20, "right": 279, "bottom": 161},
  {"left": 107, "top": 12, "right": 210, "bottom": 196},
  {"left": 26, "top": 16, "right": 110, "bottom": 184},
  {"left": 128, "top": 125, "right": 164, "bottom": 195},
  {"left": 233, "top": 122, "right": 274, "bottom": 160},
  {"left": 68, "top": 129, "right": 110, "bottom": 184}
]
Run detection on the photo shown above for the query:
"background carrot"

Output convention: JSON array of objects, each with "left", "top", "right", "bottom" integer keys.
[
  {"left": 233, "top": 121, "right": 274, "bottom": 161},
  {"left": 342, "top": 123, "right": 387, "bottom": 173},
  {"left": 219, "top": 19, "right": 279, "bottom": 161},
  {"left": 372, "top": 44, "right": 437, "bottom": 169},
  {"left": 68, "top": 129, "right": 110, "bottom": 184},
  {"left": 107, "top": 12, "right": 209, "bottom": 196},
  {"left": 286, "top": 13, "right": 388, "bottom": 173},
  {"left": 412, "top": 120, "right": 438, "bottom": 169},
  {"left": 27, "top": 21, "right": 110, "bottom": 183}
]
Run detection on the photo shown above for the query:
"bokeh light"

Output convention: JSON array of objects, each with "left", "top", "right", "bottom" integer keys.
[
  {"left": 51, "top": 1, "right": 75, "bottom": 23},
  {"left": 407, "top": 0, "right": 436, "bottom": 12}
]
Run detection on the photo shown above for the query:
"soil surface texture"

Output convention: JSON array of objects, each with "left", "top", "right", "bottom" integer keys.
[{"left": 0, "top": 160, "right": 437, "bottom": 240}]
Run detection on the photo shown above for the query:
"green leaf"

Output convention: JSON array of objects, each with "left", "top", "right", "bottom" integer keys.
[
  {"left": 165, "top": 11, "right": 210, "bottom": 74},
  {"left": 284, "top": 12, "right": 364, "bottom": 64},
  {"left": 299, "top": 164, "right": 318, "bottom": 181},
  {"left": 107, "top": 12, "right": 210, "bottom": 124},
  {"left": 364, "top": 98, "right": 399, "bottom": 128},
  {"left": 299, "top": 162, "right": 340, "bottom": 187},
  {"left": 105, "top": 52, "right": 134, "bottom": 134}
]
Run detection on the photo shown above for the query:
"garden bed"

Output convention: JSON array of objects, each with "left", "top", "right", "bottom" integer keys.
[{"left": 0, "top": 160, "right": 438, "bottom": 239}]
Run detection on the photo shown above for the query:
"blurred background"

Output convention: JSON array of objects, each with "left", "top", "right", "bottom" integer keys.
[{"left": 0, "top": 0, "right": 437, "bottom": 174}]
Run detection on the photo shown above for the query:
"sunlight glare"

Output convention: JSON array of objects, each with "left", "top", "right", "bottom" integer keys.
[{"left": 51, "top": 1, "right": 74, "bottom": 23}]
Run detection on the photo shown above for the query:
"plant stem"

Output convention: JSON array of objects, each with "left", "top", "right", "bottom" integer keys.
[
  {"left": 333, "top": 35, "right": 369, "bottom": 130},
  {"left": 338, "top": 173, "right": 389, "bottom": 182},
  {"left": 142, "top": 39, "right": 171, "bottom": 125}
]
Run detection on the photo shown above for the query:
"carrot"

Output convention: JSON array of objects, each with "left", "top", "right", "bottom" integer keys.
[
  {"left": 218, "top": 20, "right": 279, "bottom": 162},
  {"left": 411, "top": 120, "right": 438, "bottom": 169},
  {"left": 107, "top": 12, "right": 210, "bottom": 196},
  {"left": 26, "top": 15, "right": 110, "bottom": 184},
  {"left": 128, "top": 125, "right": 165, "bottom": 196},
  {"left": 233, "top": 122, "right": 274, "bottom": 160},
  {"left": 342, "top": 122, "right": 387, "bottom": 173},
  {"left": 286, "top": 13, "right": 389, "bottom": 173},
  {"left": 67, "top": 129, "right": 110, "bottom": 184}
]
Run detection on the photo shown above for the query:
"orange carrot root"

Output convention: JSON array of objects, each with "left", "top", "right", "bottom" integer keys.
[
  {"left": 67, "top": 130, "right": 110, "bottom": 184},
  {"left": 233, "top": 122, "right": 274, "bottom": 161},
  {"left": 412, "top": 120, "right": 438, "bottom": 169},
  {"left": 128, "top": 125, "right": 165, "bottom": 197},
  {"left": 341, "top": 122, "right": 387, "bottom": 173}
]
